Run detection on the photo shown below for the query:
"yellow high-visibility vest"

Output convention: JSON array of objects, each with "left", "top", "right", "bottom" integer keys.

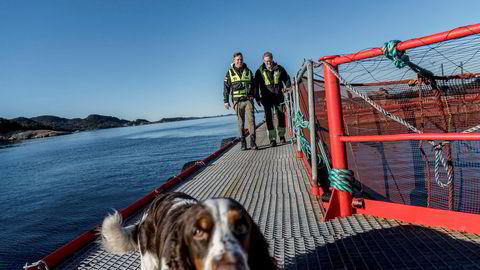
[
  {"left": 260, "top": 66, "right": 281, "bottom": 85},
  {"left": 228, "top": 68, "right": 252, "bottom": 98}
]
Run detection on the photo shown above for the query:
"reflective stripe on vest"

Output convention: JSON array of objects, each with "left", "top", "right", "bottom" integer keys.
[
  {"left": 233, "top": 89, "right": 247, "bottom": 98},
  {"left": 261, "top": 67, "right": 281, "bottom": 86},
  {"left": 228, "top": 68, "right": 252, "bottom": 98}
]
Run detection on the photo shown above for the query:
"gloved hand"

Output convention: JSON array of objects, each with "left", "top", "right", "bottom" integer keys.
[{"left": 224, "top": 103, "right": 230, "bottom": 110}]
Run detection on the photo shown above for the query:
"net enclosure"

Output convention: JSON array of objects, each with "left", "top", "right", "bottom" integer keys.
[{"left": 295, "top": 24, "right": 480, "bottom": 215}]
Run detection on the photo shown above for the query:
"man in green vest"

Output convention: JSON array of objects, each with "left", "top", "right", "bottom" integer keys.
[
  {"left": 255, "top": 51, "right": 291, "bottom": 147},
  {"left": 223, "top": 52, "right": 258, "bottom": 150}
]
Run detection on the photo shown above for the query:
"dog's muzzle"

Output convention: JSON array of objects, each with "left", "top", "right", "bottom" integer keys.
[{"left": 212, "top": 251, "right": 248, "bottom": 270}]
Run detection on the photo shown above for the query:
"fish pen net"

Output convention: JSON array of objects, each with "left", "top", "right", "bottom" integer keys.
[{"left": 296, "top": 25, "right": 480, "bottom": 214}]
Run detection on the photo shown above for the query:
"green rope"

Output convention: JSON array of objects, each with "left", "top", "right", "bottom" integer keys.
[
  {"left": 328, "top": 169, "right": 353, "bottom": 193},
  {"left": 317, "top": 136, "right": 332, "bottom": 172},
  {"left": 293, "top": 111, "right": 327, "bottom": 168},
  {"left": 383, "top": 40, "right": 436, "bottom": 78},
  {"left": 293, "top": 111, "right": 311, "bottom": 155},
  {"left": 293, "top": 96, "right": 353, "bottom": 192},
  {"left": 294, "top": 111, "right": 309, "bottom": 129},
  {"left": 383, "top": 40, "right": 410, "bottom": 68}
]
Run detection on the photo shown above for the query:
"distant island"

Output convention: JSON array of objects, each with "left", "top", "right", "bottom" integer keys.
[{"left": 0, "top": 113, "right": 235, "bottom": 142}]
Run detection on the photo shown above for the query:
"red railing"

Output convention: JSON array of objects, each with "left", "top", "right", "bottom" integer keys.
[
  {"left": 290, "top": 23, "right": 480, "bottom": 234},
  {"left": 325, "top": 24, "right": 480, "bottom": 66}
]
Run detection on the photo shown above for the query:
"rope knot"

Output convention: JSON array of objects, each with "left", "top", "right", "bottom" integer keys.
[{"left": 383, "top": 40, "right": 410, "bottom": 68}]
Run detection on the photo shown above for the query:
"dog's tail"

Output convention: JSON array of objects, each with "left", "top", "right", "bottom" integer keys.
[{"left": 101, "top": 211, "right": 138, "bottom": 254}]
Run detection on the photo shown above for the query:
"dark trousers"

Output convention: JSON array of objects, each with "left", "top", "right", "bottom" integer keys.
[{"left": 264, "top": 103, "right": 285, "bottom": 141}]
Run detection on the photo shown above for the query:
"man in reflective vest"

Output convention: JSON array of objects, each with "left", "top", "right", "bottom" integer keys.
[
  {"left": 255, "top": 51, "right": 291, "bottom": 147},
  {"left": 223, "top": 52, "right": 257, "bottom": 150}
]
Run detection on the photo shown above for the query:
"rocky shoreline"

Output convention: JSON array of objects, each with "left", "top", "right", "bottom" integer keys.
[
  {"left": 0, "top": 113, "right": 236, "bottom": 143},
  {"left": 0, "top": 130, "right": 72, "bottom": 142},
  {"left": 0, "top": 114, "right": 138, "bottom": 143}
]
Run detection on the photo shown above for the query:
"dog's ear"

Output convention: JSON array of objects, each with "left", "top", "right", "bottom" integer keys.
[
  {"left": 166, "top": 226, "right": 193, "bottom": 270},
  {"left": 247, "top": 221, "right": 277, "bottom": 270}
]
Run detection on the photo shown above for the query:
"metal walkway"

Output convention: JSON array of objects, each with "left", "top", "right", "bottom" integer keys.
[{"left": 56, "top": 124, "right": 480, "bottom": 270}]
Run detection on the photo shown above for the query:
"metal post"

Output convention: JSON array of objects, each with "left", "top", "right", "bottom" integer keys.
[
  {"left": 284, "top": 89, "right": 291, "bottom": 137},
  {"left": 290, "top": 89, "right": 294, "bottom": 136},
  {"left": 295, "top": 75, "right": 303, "bottom": 159},
  {"left": 441, "top": 63, "right": 444, "bottom": 76},
  {"left": 323, "top": 57, "right": 353, "bottom": 218},
  {"left": 288, "top": 89, "right": 294, "bottom": 137},
  {"left": 307, "top": 60, "right": 320, "bottom": 195},
  {"left": 290, "top": 80, "right": 296, "bottom": 137}
]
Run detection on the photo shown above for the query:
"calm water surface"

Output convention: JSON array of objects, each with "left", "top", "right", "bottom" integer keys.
[{"left": 0, "top": 115, "right": 262, "bottom": 269}]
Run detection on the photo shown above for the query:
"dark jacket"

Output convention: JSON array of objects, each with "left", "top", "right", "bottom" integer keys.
[
  {"left": 223, "top": 63, "right": 256, "bottom": 104},
  {"left": 255, "top": 62, "right": 291, "bottom": 104}
]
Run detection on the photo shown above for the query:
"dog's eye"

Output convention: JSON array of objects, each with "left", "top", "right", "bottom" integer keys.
[
  {"left": 193, "top": 228, "right": 207, "bottom": 240},
  {"left": 234, "top": 223, "right": 248, "bottom": 235}
]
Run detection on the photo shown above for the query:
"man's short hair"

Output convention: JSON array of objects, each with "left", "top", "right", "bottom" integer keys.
[
  {"left": 232, "top": 52, "right": 243, "bottom": 59},
  {"left": 263, "top": 51, "right": 273, "bottom": 59}
]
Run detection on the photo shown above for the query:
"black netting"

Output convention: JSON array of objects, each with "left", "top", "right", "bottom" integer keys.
[{"left": 345, "top": 140, "right": 480, "bottom": 213}]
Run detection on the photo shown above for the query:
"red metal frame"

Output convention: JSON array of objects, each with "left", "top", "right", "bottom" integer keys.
[
  {"left": 322, "top": 24, "right": 480, "bottom": 66},
  {"left": 340, "top": 133, "right": 480, "bottom": 142},
  {"left": 355, "top": 199, "right": 480, "bottom": 234},
  {"left": 25, "top": 139, "right": 240, "bottom": 270},
  {"left": 318, "top": 24, "right": 480, "bottom": 233},
  {"left": 323, "top": 57, "right": 353, "bottom": 220}
]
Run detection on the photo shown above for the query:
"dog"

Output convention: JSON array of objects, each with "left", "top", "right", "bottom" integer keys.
[{"left": 101, "top": 192, "right": 277, "bottom": 270}]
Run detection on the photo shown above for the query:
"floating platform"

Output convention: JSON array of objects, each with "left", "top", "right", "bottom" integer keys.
[{"left": 27, "top": 124, "right": 480, "bottom": 270}]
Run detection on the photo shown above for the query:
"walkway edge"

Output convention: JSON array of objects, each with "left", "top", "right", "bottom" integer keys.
[{"left": 24, "top": 135, "right": 242, "bottom": 270}]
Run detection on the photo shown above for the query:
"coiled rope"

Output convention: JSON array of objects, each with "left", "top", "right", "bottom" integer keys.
[{"left": 329, "top": 169, "right": 354, "bottom": 193}]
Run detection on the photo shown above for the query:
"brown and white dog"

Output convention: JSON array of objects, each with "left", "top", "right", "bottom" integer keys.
[{"left": 101, "top": 192, "right": 276, "bottom": 270}]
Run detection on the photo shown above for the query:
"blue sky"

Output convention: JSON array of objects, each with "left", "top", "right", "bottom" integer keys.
[{"left": 1, "top": 0, "right": 479, "bottom": 121}]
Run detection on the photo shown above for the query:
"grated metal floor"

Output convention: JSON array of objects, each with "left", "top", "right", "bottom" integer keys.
[{"left": 56, "top": 124, "right": 480, "bottom": 270}]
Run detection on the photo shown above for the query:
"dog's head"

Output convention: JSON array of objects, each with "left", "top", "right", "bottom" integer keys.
[{"left": 167, "top": 198, "right": 276, "bottom": 270}]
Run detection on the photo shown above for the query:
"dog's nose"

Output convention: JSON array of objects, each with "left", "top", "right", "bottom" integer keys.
[
  {"left": 214, "top": 251, "right": 238, "bottom": 263},
  {"left": 213, "top": 251, "right": 246, "bottom": 270}
]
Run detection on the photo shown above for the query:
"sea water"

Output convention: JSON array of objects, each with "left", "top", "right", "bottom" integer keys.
[{"left": 0, "top": 114, "right": 262, "bottom": 269}]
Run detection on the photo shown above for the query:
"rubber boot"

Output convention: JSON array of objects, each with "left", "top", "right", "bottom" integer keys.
[
  {"left": 280, "top": 136, "right": 286, "bottom": 144},
  {"left": 240, "top": 137, "right": 247, "bottom": 151},
  {"left": 270, "top": 140, "right": 277, "bottom": 147},
  {"left": 250, "top": 136, "right": 258, "bottom": 150}
]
